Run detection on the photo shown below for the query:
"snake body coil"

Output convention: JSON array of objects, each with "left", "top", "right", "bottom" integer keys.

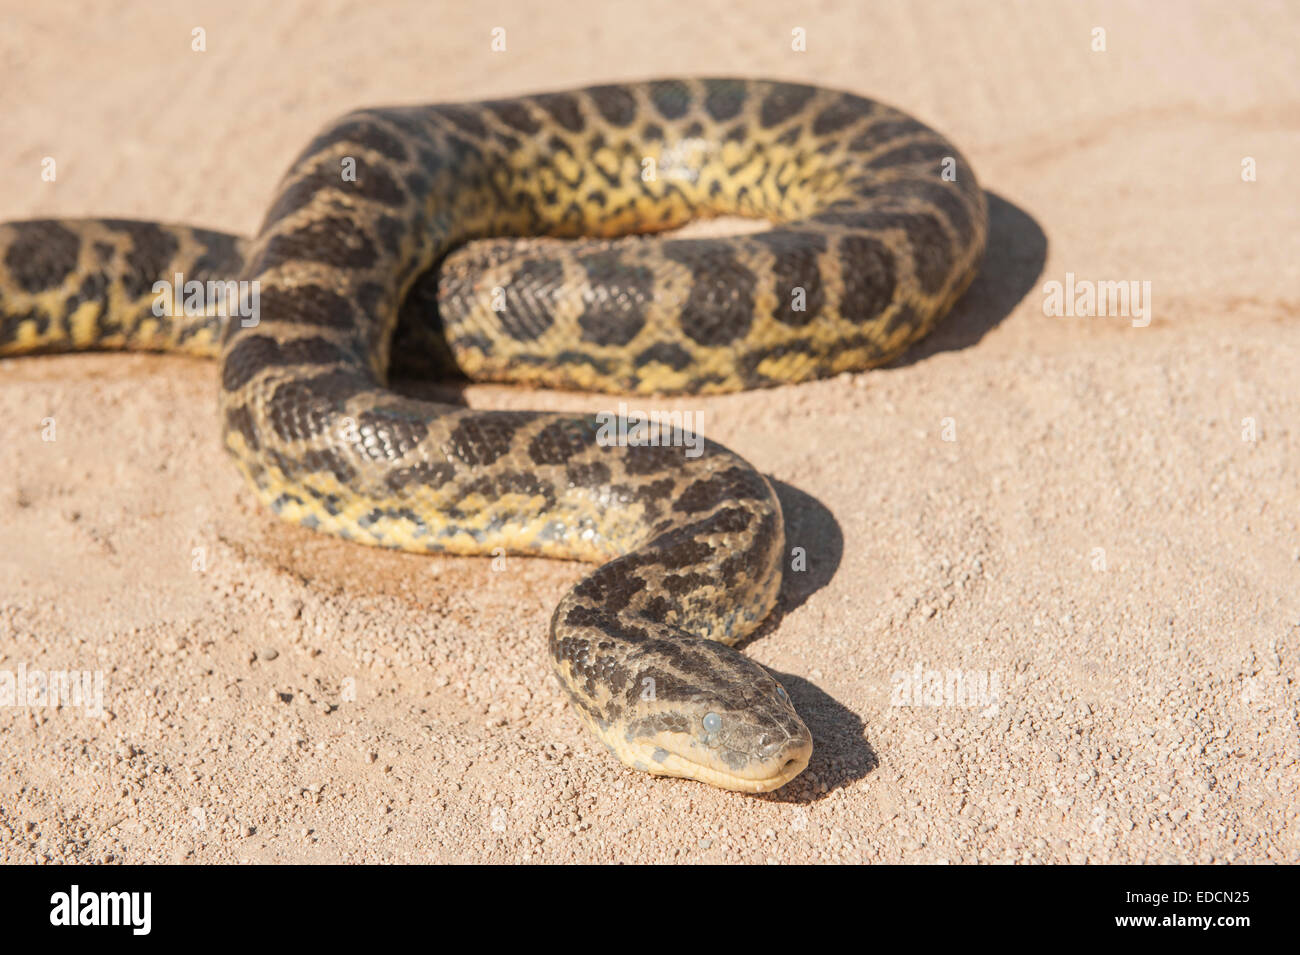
[{"left": 0, "top": 79, "right": 986, "bottom": 791}]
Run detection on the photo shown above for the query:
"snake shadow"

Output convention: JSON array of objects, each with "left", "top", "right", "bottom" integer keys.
[
  {"left": 766, "top": 669, "right": 877, "bottom": 804},
  {"left": 737, "top": 479, "right": 878, "bottom": 801},
  {"left": 740, "top": 197, "right": 1045, "bottom": 799},
  {"left": 892, "top": 191, "right": 1048, "bottom": 366}
]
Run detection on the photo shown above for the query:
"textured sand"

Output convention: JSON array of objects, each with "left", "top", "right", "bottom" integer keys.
[{"left": 1, "top": 1, "right": 1297, "bottom": 863}]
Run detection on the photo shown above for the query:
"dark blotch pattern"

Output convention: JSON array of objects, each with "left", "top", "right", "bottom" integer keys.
[
  {"left": 648, "top": 80, "right": 691, "bottom": 120},
  {"left": 812, "top": 94, "right": 874, "bottom": 136},
  {"left": 532, "top": 93, "right": 585, "bottom": 133},
  {"left": 739, "top": 341, "right": 820, "bottom": 384},
  {"left": 345, "top": 161, "right": 408, "bottom": 207},
  {"left": 265, "top": 370, "right": 363, "bottom": 443},
  {"left": 0, "top": 307, "right": 46, "bottom": 341},
  {"left": 447, "top": 412, "right": 534, "bottom": 468},
  {"left": 849, "top": 118, "right": 930, "bottom": 153},
  {"left": 753, "top": 230, "right": 827, "bottom": 328},
  {"left": 846, "top": 212, "right": 952, "bottom": 294},
  {"left": 256, "top": 284, "right": 356, "bottom": 332},
  {"left": 300, "top": 448, "right": 356, "bottom": 484},
  {"left": 63, "top": 270, "right": 109, "bottom": 323},
  {"left": 353, "top": 405, "right": 432, "bottom": 461},
  {"left": 528, "top": 417, "right": 598, "bottom": 466},
  {"left": 674, "top": 467, "right": 767, "bottom": 514},
  {"left": 876, "top": 180, "right": 977, "bottom": 249},
  {"left": 258, "top": 215, "right": 379, "bottom": 272},
  {"left": 703, "top": 79, "right": 745, "bottom": 122},
  {"left": 222, "top": 334, "right": 358, "bottom": 394},
  {"left": 837, "top": 234, "right": 898, "bottom": 321},
  {"left": 662, "top": 240, "right": 756, "bottom": 346},
  {"left": 485, "top": 99, "right": 542, "bottom": 135},
  {"left": 572, "top": 566, "right": 648, "bottom": 614},
  {"left": 104, "top": 220, "right": 179, "bottom": 299},
  {"left": 261, "top": 161, "right": 351, "bottom": 232},
  {"left": 372, "top": 215, "right": 404, "bottom": 256},
  {"left": 191, "top": 229, "right": 245, "bottom": 281},
  {"left": 626, "top": 710, "right": 691, "bottom": 735},
  {"left": 635, "top": 342, "right": 692, "bottom": 371},
  {"left": 498, "top": 258, "right": 565, "bottom": 341},
  {"left": 298, "top": 114, "right": 411, "bottom": 165},
  {"left": 881, "top": 303, "right": 920, "bottom": 338},
  {"left": 576, "top": 252, "right": 655, "bottom": 346},
  {"left": 566, "top": 460, "right": 611, "bottom": 488},
  {"left": 225, "top": 404, "right": 261, "bottom": 452},
  {"left": 760, "top": 84, "right": 816, "bottom": 128},
  {"left": 866, "top": 140, "right": 952, "bottom": 170},
  {"left": 623, "top": 442, "right": 695, "bottom": 477},
  {"left": 587, "top": 85, "right": 637, "bottom": 126},
  {"left": 437, "top": 105, "right": 489, "bottom": 139},
  {"left": 465, "top": 470, "right": 556, "bottom": 510},
  {"left": 385, "top": 460, "right": 456, "bottom": 492}
]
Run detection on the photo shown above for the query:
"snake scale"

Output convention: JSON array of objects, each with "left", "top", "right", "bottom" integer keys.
[{"left": 0, "top": 79, "right": 986, "bottom": 792}]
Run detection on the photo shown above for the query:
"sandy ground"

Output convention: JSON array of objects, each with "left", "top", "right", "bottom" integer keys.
[{"left": 1, "top": 0, "right": 1297, "bottom": 864}]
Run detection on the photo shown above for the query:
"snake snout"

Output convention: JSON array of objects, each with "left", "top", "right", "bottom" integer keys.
[
  {"left": 757, "top": 731, "right": 801, "bottom": 760},
  {"left": 755, "top": 721, "right": 813, "bottom": 778}
]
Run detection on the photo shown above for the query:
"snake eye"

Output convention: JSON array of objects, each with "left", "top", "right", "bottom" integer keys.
[
  {"left": 703, "top": 712, "right": 722, "bottom": 733},
  {"left": 776, "top": 685, "right": 788, "bottom": 701}
]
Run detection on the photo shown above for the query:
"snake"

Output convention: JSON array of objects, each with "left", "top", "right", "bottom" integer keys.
[{"left": 0, "top": 79, "right": 986, "bottom": 792}]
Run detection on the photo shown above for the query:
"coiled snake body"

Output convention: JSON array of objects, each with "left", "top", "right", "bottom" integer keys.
[{"left": 0, "top": 79, "right": 986, "bottom": 791}]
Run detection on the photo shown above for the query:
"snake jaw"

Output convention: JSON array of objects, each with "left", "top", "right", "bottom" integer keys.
[
  {"left": 699, "top": 725, "right": 813, "bottom": 793},
  {"left": 607, "top": 718, "right": 812, "bottom": 793},
  {"left": 602, "top": 672, "right": 813, "bottom": 793}
]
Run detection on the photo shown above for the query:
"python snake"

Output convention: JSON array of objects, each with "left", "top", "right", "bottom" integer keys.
[{"left": 0, "top": 79, "right": 986, "bottom": 792}]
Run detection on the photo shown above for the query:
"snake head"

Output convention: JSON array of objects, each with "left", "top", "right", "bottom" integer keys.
[{"left": 607, "top": 640, "right": 813, "bottom": 793}]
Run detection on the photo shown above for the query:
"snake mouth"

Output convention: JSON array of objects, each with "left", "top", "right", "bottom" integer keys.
[
  {"left": 660, "top": 736, "right": 813, "bottom": 793},
  {"left": 602, "top": 718, "right": 813, "bottom": 792}
]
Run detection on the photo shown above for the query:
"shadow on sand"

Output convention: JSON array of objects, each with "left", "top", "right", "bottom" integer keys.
[
  {"left": 895, "top": 191, "right": 1049, "bottom": 366},
  {"left": 742, "top": 481, "right": 878, "bottom": 801},
  {"left": 748, "top": 194, "right": 1046, "bottom": 799}
]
